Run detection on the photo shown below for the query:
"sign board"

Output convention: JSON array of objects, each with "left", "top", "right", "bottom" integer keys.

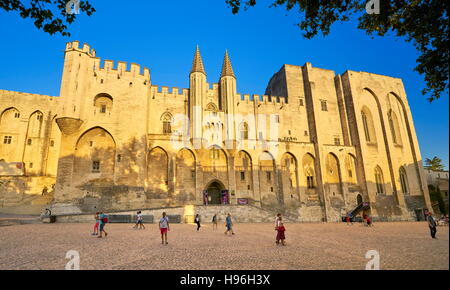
[{"left": 237, "top": 198, "right": 249, "bottom": 205}]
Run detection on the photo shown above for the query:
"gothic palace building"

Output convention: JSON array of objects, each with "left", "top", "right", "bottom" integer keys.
[{"left": 0, "top": 41, "right": 432, "bottom": 221}]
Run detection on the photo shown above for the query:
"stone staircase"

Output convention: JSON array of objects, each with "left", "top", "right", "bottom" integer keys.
[{"left": 54, "top": 204, "right": 300, "bottom": 223}]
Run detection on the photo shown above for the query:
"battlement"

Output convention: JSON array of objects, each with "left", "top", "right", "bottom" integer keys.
[
  {"left": 237, "top": 93, "right": 287, "bottom": 105},
  {"left": 65, "top": 40, "right": 96, "bottom": 57},
  {"left": 65, "top": 41, "right": 150, "bottom": 81},
  {"left": 0, "top": 89, "right": 59, "bottom": 100},
  {"left": 150, "top": 85, "right": 189, "bottom": 99}
]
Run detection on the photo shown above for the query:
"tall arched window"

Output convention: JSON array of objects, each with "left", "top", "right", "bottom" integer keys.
[
  {"left": 361, "top": 111, "right": 371, "bottom": 142},
  {"left": 388, "top": 110, "right": 402, "bottom": 145},
  {"left": 239, "top": 122, "right": 249, "bottom": 140},
  {"left": 361, "top": 106, "right": 376, "bottom": 143},
  {"left": 399, "top": 166, "right": 409, "bottom": 195},
  {"left": 374, "top": 166, "right": 385, "bottom": 194},
  {"left": 161, "top": 112, "right": 172, "bottom": 134}
]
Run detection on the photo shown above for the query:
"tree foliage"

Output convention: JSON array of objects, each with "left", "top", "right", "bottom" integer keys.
[
  {"left": 425, "top": 156, "right": 445, "bottom": 171},
  {"left": 0, "top": 0, "right": 95, "bottom": 36},
  {"left": 225, "top": 0, "right": 449, "bottom": 101}
]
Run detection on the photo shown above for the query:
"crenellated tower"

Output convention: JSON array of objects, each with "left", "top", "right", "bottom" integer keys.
[
  {"left": 219, "top": 50, "right": 237, "bottom": 144},
  {"left": 189, "top": 46, "right": 207, "bottom": 145}
]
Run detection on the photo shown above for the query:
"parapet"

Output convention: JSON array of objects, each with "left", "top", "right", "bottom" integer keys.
[
  {"left": 150, "top": 85, "right": 189, "bottom": 99},
  {"left": 65, "top": 41, "right": 150, "bottom": 81},
  {"left": 65, "top": 40, "right": 96, "bottom": 57}
]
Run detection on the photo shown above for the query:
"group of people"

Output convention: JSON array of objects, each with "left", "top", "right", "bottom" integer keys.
[
  {"left": 90, "top": 208, "right": 445, "bottom": 243},
  {"left": 192, "top": 213, "right": 235, "bottom": 235},
  {"left": 91, "top": 211, "right": 238, "bottom": 244},
  {"left": 344, "top": 213, "right": 373, "bottom": 226}
]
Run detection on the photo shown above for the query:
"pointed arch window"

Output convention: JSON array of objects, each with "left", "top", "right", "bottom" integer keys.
[
  {"left": 161, "top": 112, "right": 173, "bottom": 134},
  {"left": 388, "top": 110, "right": 402, "bottom": 145},
  {"left": 374, "top": 166, "right": 385, "bottom": 194},
  {"left": 239, "top": 122, "right": 249, "bottom": 140},
  {"left": 399, "top": 167, "right": 409, "bottom": 195},
  {"left": 361, "top": 111, "right": 371, "bottom": 142}
]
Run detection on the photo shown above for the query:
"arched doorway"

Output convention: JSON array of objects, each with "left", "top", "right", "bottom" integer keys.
[
  {"left": 205, "top": 180, "right": 225, "bottom": 205},
  {"left": 357, "top": 194, "right": 363, "bottom": 205}
]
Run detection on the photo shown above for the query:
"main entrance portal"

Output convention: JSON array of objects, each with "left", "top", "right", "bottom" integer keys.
[{"left": 205, "top": 180, "right": 227, "bottom": 205}]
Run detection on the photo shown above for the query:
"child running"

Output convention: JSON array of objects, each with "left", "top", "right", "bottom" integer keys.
[
  {"left": 159, "top": 212, "right": 170, "bottom": 245},
  {"left": 276, "top": 220, "right": 286, "bottom": 246}
]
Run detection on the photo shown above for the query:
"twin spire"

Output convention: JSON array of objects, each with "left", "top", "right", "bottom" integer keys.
[{"left": 190, "top": 46, "right": 235, "bottom": 78}]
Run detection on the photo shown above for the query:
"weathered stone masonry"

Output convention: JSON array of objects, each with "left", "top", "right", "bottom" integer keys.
[{"left": 0, "top": 41, "right": 432, "bottom": 221}]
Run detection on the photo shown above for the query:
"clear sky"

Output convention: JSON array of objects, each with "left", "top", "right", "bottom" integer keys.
[{"left": 0, "top": 0, "right": 448, "bottom": 169}]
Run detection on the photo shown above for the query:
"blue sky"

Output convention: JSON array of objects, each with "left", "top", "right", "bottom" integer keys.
[{"left": 0, "top": 0, "right": 448, "bottom": 168}]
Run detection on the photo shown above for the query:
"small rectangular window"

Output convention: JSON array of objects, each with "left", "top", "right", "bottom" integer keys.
[
  {"left": 247, "top": 185, "right": 251, "bottom": 190},
  {"left": 299, "top": 98, "right": 304, "bottom": 106},
  {"left": 117, "top": 154, "right": 122, "bottom": 162},
  {"left": 348, "top": 170, "right": 353, "bottom": 178},
  {"left": 3, "top": 136, "right": 12, "bottom": 144},
  {"left": 29, "top": 163, "right": 33, "bottom": 168},
  {"left": 27, "top": 139, "right": 32, "bottom": 145},
  {"left": 240, "top": 171, "right": 245, "bottom": 181},
  {"left": 100, "top": 104, "right": 106, "bottom": 113},
  {"left": 89, "top": 141, "right": 93, "bottom": 147},
  {"left": 266, "top": 171, "right": 271, "bottom": 181},
  {"left": 321, "top": 100, "right": 328, "bottom": 111},
  {"left": 274, "top": 115, "right": 280, "bottom": 123},
  {"left": 304, "top": 131, "right": 308, "bottom": 136},
  {"left": 14, "top": 112, "right": 20, "bottom": 118},
  {"left": 50, "top": 140, "right": 55, "bottom": 147},
  {"left": 334, "top": 138, "right": 340, "bottom": 145},
  {"left": 92, "top": 161, "right": 100, "bottom": 172}
]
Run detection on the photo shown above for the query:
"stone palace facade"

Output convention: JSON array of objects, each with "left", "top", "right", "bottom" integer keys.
[{"left": 0, "top": 41, "right": 432, "bottom": 221}]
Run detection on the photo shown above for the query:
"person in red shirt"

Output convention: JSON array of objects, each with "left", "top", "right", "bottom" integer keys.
[{"left": 276, "top": 219, "right": 286, "bottom": 246}]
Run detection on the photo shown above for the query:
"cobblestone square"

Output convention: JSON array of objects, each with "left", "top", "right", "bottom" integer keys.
[{"left": 0, "top": 222, "right": 448, "bottom": 270}]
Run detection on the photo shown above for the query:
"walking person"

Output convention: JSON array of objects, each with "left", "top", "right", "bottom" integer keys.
[
  {"left": 275, "top": 213, "right": 281, "bottom": 244},
  {"left": 159, "top": 212, "right": 170, "bottom": 244},
  {"left": 92, "top": 212, "right": 100, "bottom": 235},
  {"left": 194, "top": 214, "right": 201, "bottom": 231},
  {"left": 98, "top": 212, "right": 108, "bottom": 238},
  {"left": 133, "top": 211, "right": 145, "bottom": 229},
  {"left": 427, "top": 212, "right": 437, "bottom": 239},
  {"left": 366, "top": 214, "right": 373, "bottom": 227},
  {"left": 276, "top": 219, "right": 286, "bottom": 246},
  {"left": 212, "top": 214, "right": 218, "bottom": 230},
  {"left": 224, "top": 213, "right": 234, "bottom": 235}
]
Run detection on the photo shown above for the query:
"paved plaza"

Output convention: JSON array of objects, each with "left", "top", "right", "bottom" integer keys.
[{"left": 0, "top": 221, "right": 448, "bottom": 270}]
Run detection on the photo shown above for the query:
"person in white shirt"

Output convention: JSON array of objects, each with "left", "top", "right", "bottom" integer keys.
[
  {"left": 133, "top": 211, "right": 145, "bottom": 229},
  {"left": 159, "top": 212, "right": 170, "bottom": 244}
]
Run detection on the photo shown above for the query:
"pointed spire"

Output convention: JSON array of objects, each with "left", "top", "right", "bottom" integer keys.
[
  {"left": 220, "top": 50, "right": 235, "bottom": 78},
  {"left": 190, "top": 45, "right": 206, "bottom": 75}
]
